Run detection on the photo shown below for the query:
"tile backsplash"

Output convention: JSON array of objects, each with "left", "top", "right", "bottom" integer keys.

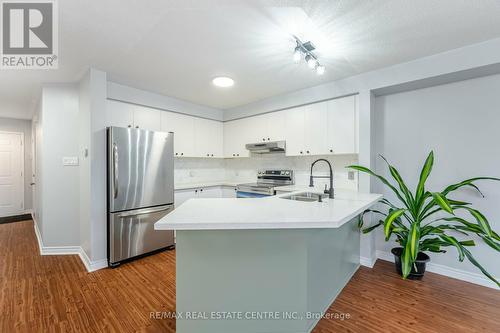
[{"left": 175, "top": 153, "right": 359, "bottom": 190}]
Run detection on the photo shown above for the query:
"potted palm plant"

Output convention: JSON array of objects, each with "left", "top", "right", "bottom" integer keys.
[{"left": 348, "top": 151, "right": 500, "bottom": 287}]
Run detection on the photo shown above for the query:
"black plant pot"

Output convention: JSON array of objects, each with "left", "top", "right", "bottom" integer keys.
[{"left": 391, "top": 247, "right": 430, "bottom": 280}]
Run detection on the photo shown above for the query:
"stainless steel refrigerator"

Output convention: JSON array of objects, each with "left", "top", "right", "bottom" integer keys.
[{"left": 107, "top": 126, "right": 175, "bottom": 267}]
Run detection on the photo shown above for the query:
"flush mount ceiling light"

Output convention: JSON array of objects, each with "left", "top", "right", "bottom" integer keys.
[
  {"left": 292, "top": 36, "right": 325, "bottom": 75},
  {"left": 212, "top": 76, "right": 234, "bottom": 87}
]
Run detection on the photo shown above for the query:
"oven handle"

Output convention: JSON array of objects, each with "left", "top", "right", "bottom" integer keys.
[{"left": 236, "top": 191, "right": 271, "bottom": 198}]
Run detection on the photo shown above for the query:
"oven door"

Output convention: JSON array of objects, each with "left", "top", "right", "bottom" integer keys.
[{"left": 236, "top": 191, "right": 272, "bottom": 198}]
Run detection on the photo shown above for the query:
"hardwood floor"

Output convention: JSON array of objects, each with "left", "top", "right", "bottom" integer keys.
[{"left": 1, "top": 220, "right": 499, "bottom": 332}]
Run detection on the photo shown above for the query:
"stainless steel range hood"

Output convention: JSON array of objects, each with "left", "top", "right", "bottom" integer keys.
[{"left": 246, "top": 141, "right": 286, "bottom": 154}]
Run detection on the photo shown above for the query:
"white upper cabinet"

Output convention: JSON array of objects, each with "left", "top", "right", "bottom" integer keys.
[
  {"left": 106, "top": 100, "right": 161, "bottom": 131},
  {"left": 195, "top": 118, "right": 223, "bottom": 158},
  {"left": 223, "top": 118, "right": 251, "bottom": 158},
  {"left": 304, "top": 102, "right": 327, "bottom": 155},
  {"left": 265, "top": 111, "right": 286, "bottom": 142},
  {"left": 161, "top": 112, "right": 196, "bottom": 157},
  {"left": 284, "top": 106, "right": 306, "bottom": 156},
  {"left": 326, "top": 95, "right": 357, "bottom": 154},
  {"left": 106, "top": 100, "right": 134, "bottom": 128},
  {"left": 132, "top": 105, "right": 162, "bottom": 131}
]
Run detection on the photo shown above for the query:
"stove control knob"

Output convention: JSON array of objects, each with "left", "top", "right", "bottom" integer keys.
[{"left": 285, "top": 171, "right": 290, "bottom": 175}]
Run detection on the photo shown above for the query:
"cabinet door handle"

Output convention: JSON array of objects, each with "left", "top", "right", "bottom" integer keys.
[
  {"left": 200, "top": 188, "right": 203, "bottom": 192},
  {"left": 267, "top": 138, "right": 270, "bottom": 141},
  {"left": 207, "top": 154, "right": 210, "bottom": 157},
  {"left": 127, "top": 125, "right": 132, "bottom": 128},
  {"left": 300, "top": 151, "right": 303, "bottom": 154},
  {"left": 306, "top": 150, "right": 310, "bottom": 154},
  {"left": 175, "top": 152, "right": 178, "bottom": 156},
  {"left": 236, "top": 154, "right": 239, "bottom": 156},
  {"left": 329, "top": 149, "right": 333, "bottom": 153},
  {"left": 211, "top": 154, "right": 214, "bottom": 157},
  {"left": 135, "top": 126, "right": 139, "bottom": 129},
  {"left": 181, "top": 153, "right": 184, "bottom": 156}
]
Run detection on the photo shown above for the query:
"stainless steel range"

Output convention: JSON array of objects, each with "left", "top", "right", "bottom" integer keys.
[{"left": 236, "top": 169, "right": 294, "bottom": 198}]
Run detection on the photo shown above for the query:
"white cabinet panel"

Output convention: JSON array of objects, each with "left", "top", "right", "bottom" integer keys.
[
  {"left": 284, "top": 106, "right": 306, "bottom": 156},
  {"left": 245, "top": 116, "right": 268, "bottom": 144},
  {"left": 223, "top": 119, "right": 251, "bottom": 158},
  {"left": 195, "top": 118, "right": 223, "bottom": 158},
  {"left": 106, "top": 100, "right": 134, "bottom": 128},
  {"left": 197, "top": 187, "right": 222, "bottom": 198},
  {"left": 161, "top": 112, "right": 196, "bottom": 157},
  {"left": 304, "top": 102, "right": 327, "bottom": 155},
  {"left": 266, "top": 111, "right": 286, "bottom": 142},
  {"left": 326, "top": 95, "right": 357, "bottom": 154},
  {"left": 174, "top": 189, "right": 197, "bottom": 207},
  {"left": 221, "top": 186, "right": 237, "bottom": 198},
  {"left": 132, "top": 105, "right": 161, "bottom": 131}
]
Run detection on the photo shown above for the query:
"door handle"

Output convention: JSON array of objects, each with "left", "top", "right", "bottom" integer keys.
[
  {"left": 113, "top": 143, "right": 119, "bottom": 199},
  {"left": 30, "top": 183, "right": 35, "bottom": 186},
  {"left": 118, "top": 205, "right": 173, "bottom": 218}
]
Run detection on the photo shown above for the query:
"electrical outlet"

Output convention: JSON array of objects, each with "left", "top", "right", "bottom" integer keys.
[
  {"left": 62, "top": 157, "right": 79, "bottom": 166},
  {"left": 348, "top": 171, "right": 355, "bottom": 180}
]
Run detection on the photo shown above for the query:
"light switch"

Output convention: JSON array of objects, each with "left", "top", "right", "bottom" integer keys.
[{"left": 62, "top": 157, "right": 79, "bottom": 166}]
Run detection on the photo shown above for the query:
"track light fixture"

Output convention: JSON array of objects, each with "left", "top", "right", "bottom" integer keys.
[{"left": 292, "top": 36, "right": 325, "bottom": 75}]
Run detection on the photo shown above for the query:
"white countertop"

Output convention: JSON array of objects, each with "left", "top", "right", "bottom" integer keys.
[
  {"left": 155, "top": 189, "right": 382, "bottom": 230},
  {"left": 175, "top": 180, "right": 252, "bottom": 190}
]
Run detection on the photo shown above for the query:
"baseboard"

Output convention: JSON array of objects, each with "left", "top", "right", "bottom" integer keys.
[
  {"left": 31, "top": 215, "right": 107, "bottom": 273},
  {"left": 375, "top": 250, "right": 499, "bottom": 290},
  {"left": 78, "top": 249, "right": 108, "bottom": 272},
  {"left": 360, "top": 255, "right": 377, "bottom": 268}
]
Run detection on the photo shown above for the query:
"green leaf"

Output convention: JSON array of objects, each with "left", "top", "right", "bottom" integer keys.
[
  {"left": 439, "top": 234, "right": 465, "bottom": 261},
  {"left": 347, "top": 165, "right": 408, "bottom": 207},
  {"left": 441, "top": 217, "right": 484, "bottom": 234},
  {"left": 442, "top": 177, "right": 500, "bottom": 196},
  {"left": 379, "top": 155, "right": 415, "bottom": 210},
  {"left": 462, "top": 207, "right": 493, "bottom": 237},
  {"left": 431, "top": 192, "right": 454, "bottom": 214},
  {"left": 409, "top": 223, "right": 420, "bottom": 261},
  {"left": 362, "top": 220, "right": 383, "bottom": 234},
  {"left": 481, "top": 236, "right": 500, "bottom": 252},
  {"left": 415, "top": 151, "right": 434, "bottom": 206},
  {"left": 462, "top": 247, "right": 500, "bottom": 288},
  {"left": 384, "top": 209, "right": 406, "bottom": 240},
  {"left": 401, "top": 235, "right": 413, "bottom": 279}
]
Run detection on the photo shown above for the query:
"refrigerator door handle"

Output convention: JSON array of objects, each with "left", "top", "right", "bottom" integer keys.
[
  {"left": 118, "top": 205, "right": 173, "bottom": 218},
  {"left": 113, "top": 142, "right": 119, "bottom": 199}
]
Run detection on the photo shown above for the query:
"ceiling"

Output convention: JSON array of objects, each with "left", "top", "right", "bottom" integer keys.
[{"left": 3, "top": 0, "right": 500, "bottom": 119}]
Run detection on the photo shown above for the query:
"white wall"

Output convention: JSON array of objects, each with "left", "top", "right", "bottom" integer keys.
[
  {"left": 78, "top": 72, "right": 92, "bottom": 257},
  {"left": 37, "top": 84, "right": 80, "bottom": 246},
  {"left": 374, "top": 73, "right": 500, "bottom": 283},
  {"left": 0, "top": 117, "right": 33, "bottom": 211}
]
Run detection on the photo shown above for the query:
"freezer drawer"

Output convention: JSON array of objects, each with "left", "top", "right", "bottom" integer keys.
[{"left": 108, "top": 205, "right": 174, "bottom": 265}]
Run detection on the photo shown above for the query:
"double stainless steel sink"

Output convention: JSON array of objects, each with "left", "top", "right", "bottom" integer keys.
[{"left": 279, "top": 192, "right": 327, "bottom": 202}]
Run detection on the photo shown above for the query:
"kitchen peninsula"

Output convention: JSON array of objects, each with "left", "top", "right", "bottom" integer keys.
[{"left": 155, "top": 189, "right": 381, "bottom": 333}]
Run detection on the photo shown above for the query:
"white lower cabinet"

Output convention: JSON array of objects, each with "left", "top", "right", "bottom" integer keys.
[
  {"left": 221, "top": 186, "right": 237, "bottom": 198},
  {"left": 174, "top": 186, "right": 226, "bottom": 207}
]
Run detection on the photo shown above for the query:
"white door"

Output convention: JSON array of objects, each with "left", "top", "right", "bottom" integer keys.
[{"left": 0, "top": 132, "right": 23, "bottom": 217}]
